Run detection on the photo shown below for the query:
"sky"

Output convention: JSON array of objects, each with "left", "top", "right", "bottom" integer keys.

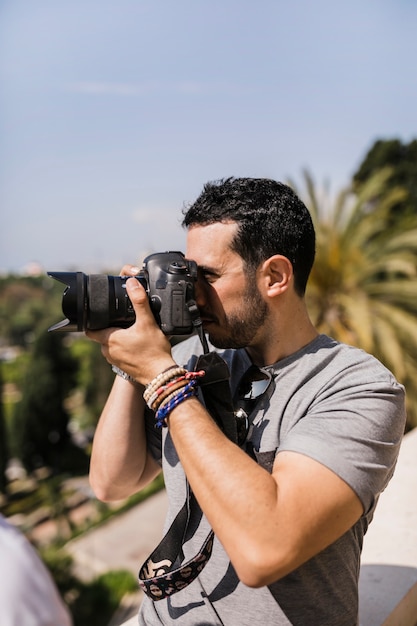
[{"left": 1, "top": 0, "right": 416, "bottom": 275}]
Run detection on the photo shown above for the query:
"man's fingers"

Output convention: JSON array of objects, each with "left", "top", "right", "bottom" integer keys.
[
  {"left": 126, "top": 277, "right": 155, "bottom": 321},
  {"left": 126, "top": 278, "right": 161, "bottom": 332},
  {"left": 85, "top": 328, "right": 112, "bottom": 344},
  {"left": 126, "top": 277, "right": 147, "bottom": 302},
  {"left": 119, "top": 264, "right": 140, "bottom": 277}
]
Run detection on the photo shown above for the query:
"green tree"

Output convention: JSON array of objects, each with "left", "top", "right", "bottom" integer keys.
[
  {"left": 0, "top": 364, "right": 9, "bottom": 495},
  {"left": 290, "top": 169, "right": 417, "bottom": 429},
  {"left": 0, "top": 274, "right": 65, "bottom": 351},
  {"left": 70, "top": 339, "right": 114, "bottom": 430},
  {"left": 40, "top": 545, "right": 138, "bottom": 626},
  {"left": 353, "top": 138, "right": 417, "bottom": 218},
  {"left": 14, "top": 327, "right": 83, "bottom": 473}
]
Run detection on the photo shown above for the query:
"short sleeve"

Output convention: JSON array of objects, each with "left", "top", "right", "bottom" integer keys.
[{"left": 278, "top": 362, "right": 406, "bottom": 515}]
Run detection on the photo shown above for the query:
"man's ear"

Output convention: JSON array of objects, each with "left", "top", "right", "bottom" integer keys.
[{"left": 260, "top": 255, "right": 293, "bottom": 296}]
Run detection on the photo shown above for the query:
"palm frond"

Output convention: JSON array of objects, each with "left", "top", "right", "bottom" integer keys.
[{"left": 297, "top": 169, "right": 417, "bottom": 428}]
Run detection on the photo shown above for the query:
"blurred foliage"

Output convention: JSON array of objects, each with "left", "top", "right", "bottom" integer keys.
[
  {"left": 0, "top": 274, "right": 64, "bottom": 348},
  {"left": 289, "top": 168, "right": 417, "bottom": 429},
  {"left": 0, "top": 365, "right": 8, "bottom": 494},
  {"left": 0, "top": 273, "right": 114, "bottom": 486},
  {"left": 14, "top": 328, "right": 82, "bottom": 473},
  {"left": 41, "top": 545, "right": 138, "bottom": 626},
  {"left": 353, "top": 138, "right": 417, "bottom": 218},
  {"left": 69, "top": 569, "right": 138, "bottom": 626},
  {"left": 69, "top": 338, "right": 115, "bottom": 429}
]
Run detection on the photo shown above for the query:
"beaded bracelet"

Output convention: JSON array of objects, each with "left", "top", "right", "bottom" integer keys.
[
  {"left": 154, "top": 386, "right": 186, "bottom": 416},
  {"left": 154, "top": 380, "right": 199, "bottom": 428},
  {"left": 145, "top": 370, "right": 206, "bottom": 412},
  {"left": 143, "top": 366, "right": 187, "bottom": 405},
  {"left": 153, "top": 380, "right": 193, "bottom": 412},
  {"left": 147, "top": 378, "right": 190, "bottom": 412}
]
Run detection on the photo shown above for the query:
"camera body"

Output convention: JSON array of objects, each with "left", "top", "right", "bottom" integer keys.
[{"left": 48, "top": 251, "right": 198, "bottom": 335}]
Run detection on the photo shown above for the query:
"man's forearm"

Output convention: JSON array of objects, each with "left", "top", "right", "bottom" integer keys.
[
  {"left": 166, "top": 396, "right": 363, "bottom": 588},
  {"left": 166, "top": 397, "right": 280, "bottom": 580},
  {"left": 89, "top": 376, "right": 161, "bottom": 501}
]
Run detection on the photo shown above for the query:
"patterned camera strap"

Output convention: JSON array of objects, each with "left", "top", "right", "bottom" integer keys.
[
  {"left": 138, "top": 351, "right": 236, "bottom": 601},
  {"left": 138, "top": 486, "right": 214, "bottom": 601}
]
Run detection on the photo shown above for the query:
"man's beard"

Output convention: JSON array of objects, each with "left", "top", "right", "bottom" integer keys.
[{"left": 207, "top": 282, "right": 268, "bottom": 350}]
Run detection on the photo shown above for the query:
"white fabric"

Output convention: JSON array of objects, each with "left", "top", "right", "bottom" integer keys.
[{"left": 0, "top": 514, "right": 72, "bottom": 626}]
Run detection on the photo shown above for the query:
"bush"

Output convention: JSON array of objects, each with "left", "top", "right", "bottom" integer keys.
[{"left": 41, "top": 546, "right": 138, "bottom": 626}]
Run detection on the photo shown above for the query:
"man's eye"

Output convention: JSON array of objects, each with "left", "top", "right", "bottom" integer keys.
[{"left": 201, "top": 272, "right": 217, "bottom": 284}]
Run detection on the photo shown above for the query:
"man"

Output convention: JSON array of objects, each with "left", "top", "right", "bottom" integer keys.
[{"left": 88, "top": 178, "right": 406, "bottom": 625}]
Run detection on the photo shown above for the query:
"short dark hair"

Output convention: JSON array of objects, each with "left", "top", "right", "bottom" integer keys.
[{"left": 182, "top": 177, "right": 316, "bottom": 295}]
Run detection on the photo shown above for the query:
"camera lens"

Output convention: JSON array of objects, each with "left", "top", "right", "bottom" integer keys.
[
  {"left": 48, "top": 251, "right": 198, "bottom": 335},
  {"left": 47, "top": 272, "right": 147, "bottom": 332}
]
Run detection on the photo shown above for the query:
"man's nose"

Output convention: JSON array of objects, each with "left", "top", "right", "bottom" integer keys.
[{"left": 194, "top": 278, "right": 207, "bottom": 309}]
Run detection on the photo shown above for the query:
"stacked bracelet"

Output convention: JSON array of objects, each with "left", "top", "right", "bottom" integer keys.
[
  {"left": 154, "top": 380, "right": 199, "bottom": 428},
  {"left": 143, "top": 366, "right": 187, "bottom": 406},
  {"left": 144, "top": 367, "right": 205, "bottom": 428}
]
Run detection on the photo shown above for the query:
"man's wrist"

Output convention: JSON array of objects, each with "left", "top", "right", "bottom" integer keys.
[{"left": 111, "top": 365, "right": 138, "bottom": 385}]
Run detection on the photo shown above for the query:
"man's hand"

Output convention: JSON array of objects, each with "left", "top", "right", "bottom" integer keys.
[
  {"left": 118, "top": 263, "right": 141, "bottom": 278},
  {"left": 86, "top": 274, "right": 176, "bottom": 385}
]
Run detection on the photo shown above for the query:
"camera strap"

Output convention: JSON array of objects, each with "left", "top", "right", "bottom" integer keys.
[
  {"left": 138, "top": 351, "right": 237, "bottom": 601},
  {"left": 138, "top": 486, "right": 214, "bottom": 601},
  {"left": 186, "top": 296, "right": 238, "bottom": 442}
]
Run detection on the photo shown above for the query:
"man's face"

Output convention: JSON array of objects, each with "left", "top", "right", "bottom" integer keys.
[{"left": 186, "top": 222, "right": 268, "bottom": 350}]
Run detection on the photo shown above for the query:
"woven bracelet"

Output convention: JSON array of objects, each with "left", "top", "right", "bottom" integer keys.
[
  {"left": 146, "top": 370, "right": 206, "bottom": 411},
  {"left": 147, "top": 378, "right": 189, "bottom": 412},
  {"left": 143, "top": 366, "right": 187, "bottom": 404},
  {"left": 154, "top": 380, "right": 199, "bottom": 428},
  {"left": 154, "top": 381, "right": 191, "bottom": 413}
]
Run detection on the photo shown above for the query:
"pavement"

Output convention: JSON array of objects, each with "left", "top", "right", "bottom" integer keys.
[
  {"left": 66, "top": 488, "right": 168, "bottom": 581},
  {"left": 66, "top": 488, "right": 168, "bottom": 624},
  {"left": 360, "top": 426, "right": 417, "bottom": 569},
  {"left": 359, "top": 426, "right": 417, "bottom": 626}
]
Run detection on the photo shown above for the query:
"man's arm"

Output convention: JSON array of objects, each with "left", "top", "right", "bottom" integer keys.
[
  {"left": 166, "top": 396, "right": 363, "bottom": 587},
  {"left": 89, "top": 376, "right": 161, "bottom": 501},
  {"left": 87, "top": 266, "right": 176, "bottom": 501}
]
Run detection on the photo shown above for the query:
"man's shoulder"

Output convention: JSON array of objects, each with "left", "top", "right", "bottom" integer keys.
[{"left": 301, "top": 334, "right": 403, "bottom": 390}]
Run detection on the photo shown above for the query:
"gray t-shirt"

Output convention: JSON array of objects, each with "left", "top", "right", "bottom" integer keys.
[{"left": 139, "top": 334, "right": 406, "bottom": 626}]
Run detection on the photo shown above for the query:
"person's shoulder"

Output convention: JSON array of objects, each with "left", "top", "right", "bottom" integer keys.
[
  {"left": 0, "top": 514, "right": 30, "bottom": 556},
  {"left": 315, "top": 334, "right": 402, "bottom": 387},
  {"left": 0, "top": 515, "right": 73, "bottom": 625}
]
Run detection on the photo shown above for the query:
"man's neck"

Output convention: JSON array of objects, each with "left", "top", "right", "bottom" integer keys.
[{"left": 245, "top": 308, "right": 318, "bottom": 367}]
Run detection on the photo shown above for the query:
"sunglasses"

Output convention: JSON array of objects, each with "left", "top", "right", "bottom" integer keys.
[{"left": 234, "top": 366, "right": 274, "bottom": 446}]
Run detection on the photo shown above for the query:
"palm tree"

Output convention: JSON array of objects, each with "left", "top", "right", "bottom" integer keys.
[{"left": 289, "top": 169, "right": 417, "bottom": 429}]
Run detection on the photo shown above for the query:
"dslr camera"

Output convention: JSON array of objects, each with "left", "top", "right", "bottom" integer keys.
[{"left": 48, "top": 251, "right": 198, "bottom": 335}]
